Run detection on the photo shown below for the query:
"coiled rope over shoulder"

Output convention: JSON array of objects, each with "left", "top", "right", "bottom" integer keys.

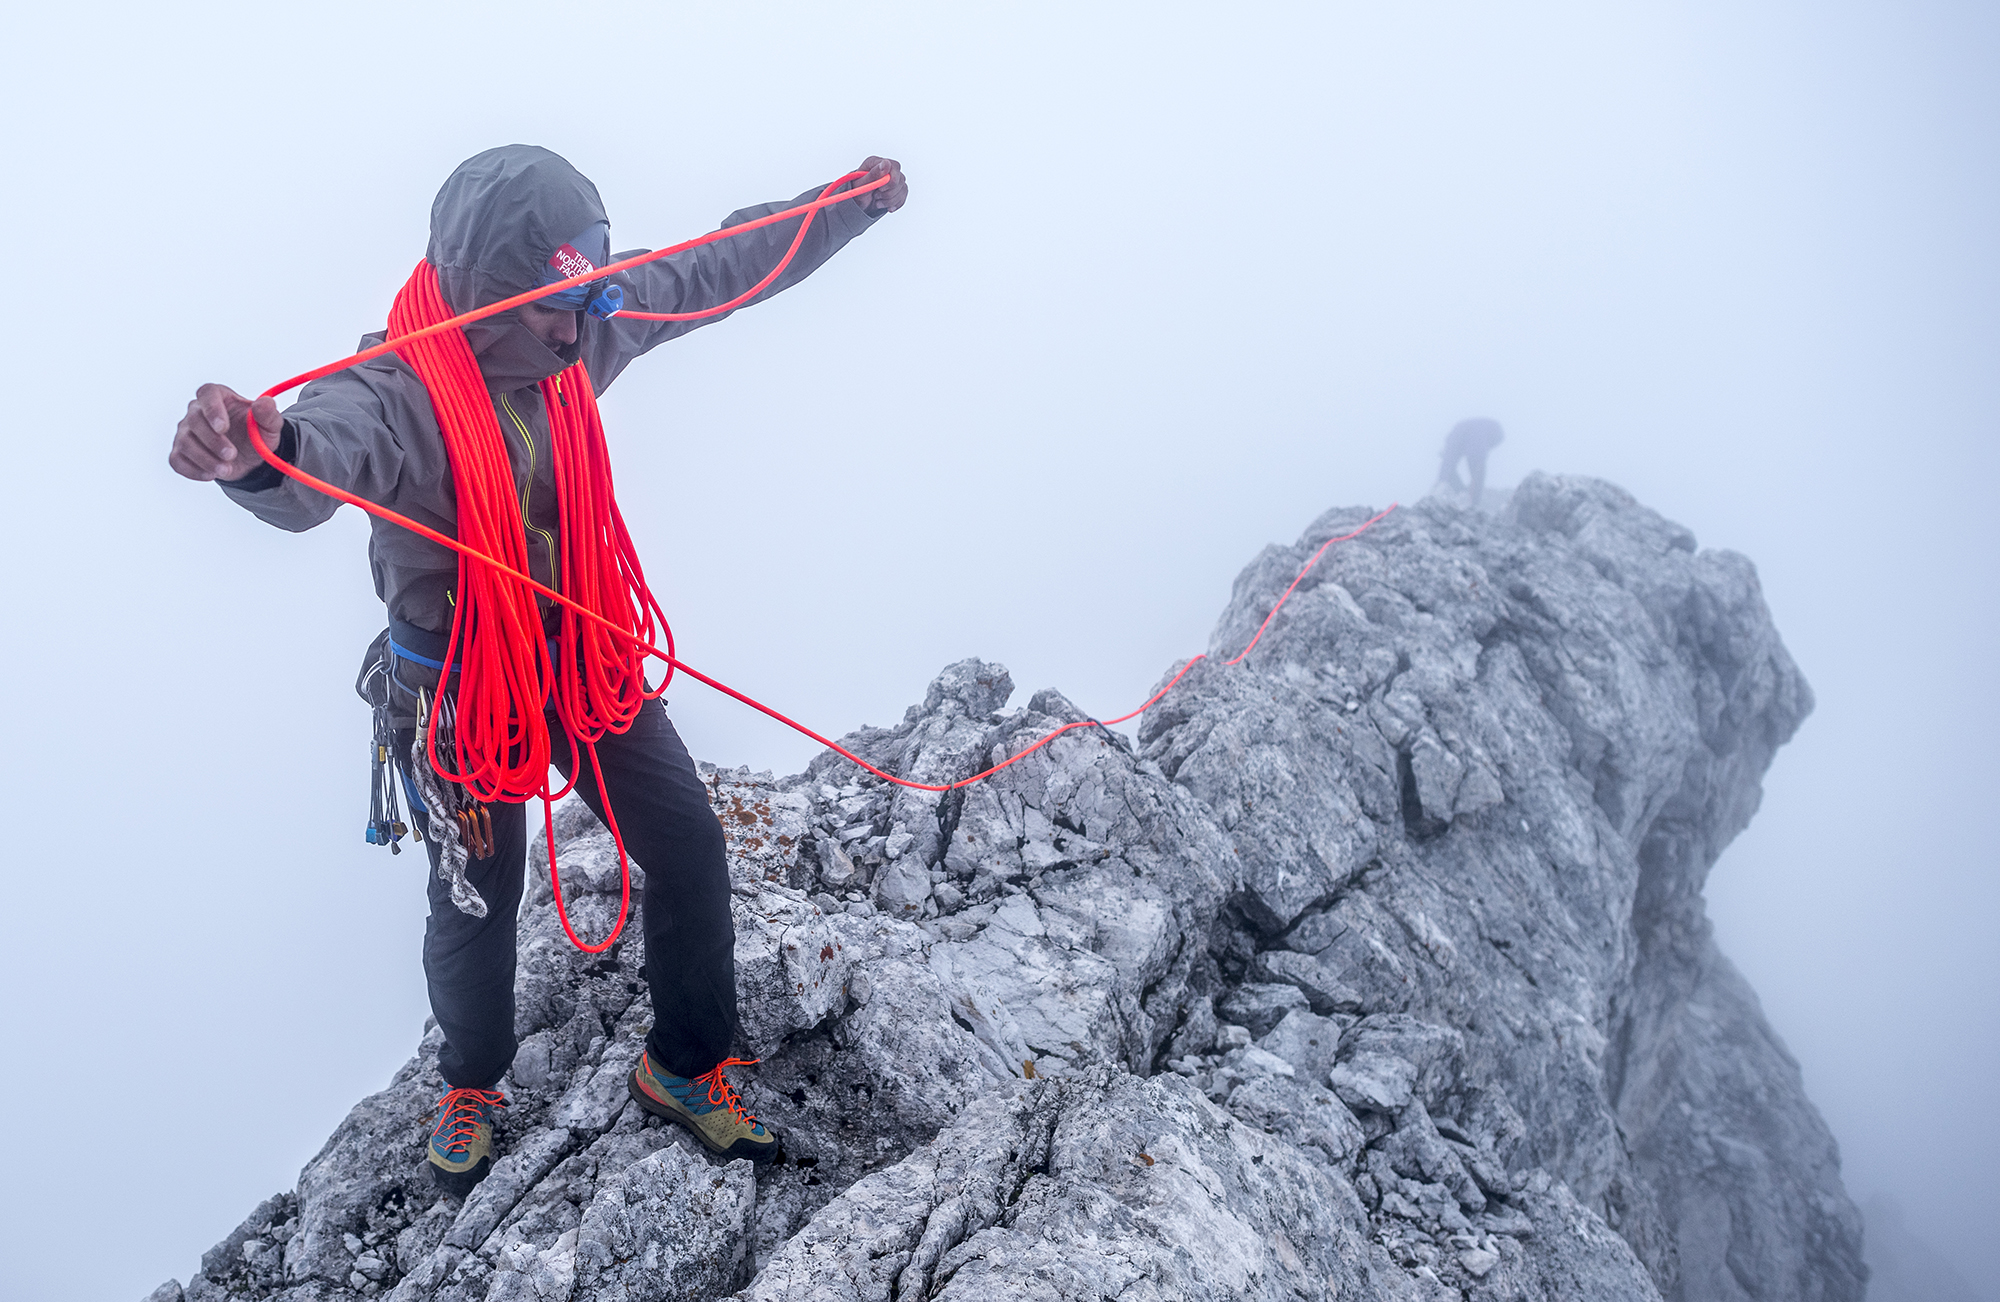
[{"left": 241, "top": 168, "right": 1396, "bottom": 954}]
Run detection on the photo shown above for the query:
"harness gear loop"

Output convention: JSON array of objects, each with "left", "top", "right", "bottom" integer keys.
[{"left": 410, "top": 686, "right": 489, "bottom": 920}]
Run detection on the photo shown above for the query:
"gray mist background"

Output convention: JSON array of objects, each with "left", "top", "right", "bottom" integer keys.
[{"left": 1, "top": 2, "right": 1993, "bottom": 1298}]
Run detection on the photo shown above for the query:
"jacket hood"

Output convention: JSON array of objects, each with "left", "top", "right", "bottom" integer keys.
[{"left": 427, "top": 145, "right": 609, "bottom": 390}]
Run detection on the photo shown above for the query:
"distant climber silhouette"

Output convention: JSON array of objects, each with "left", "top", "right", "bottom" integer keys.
[{"left": 1436, "top": 417, "right": 1505, "bottom": 507}]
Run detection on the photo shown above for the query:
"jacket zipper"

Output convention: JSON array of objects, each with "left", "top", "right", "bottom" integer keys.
[{"left": 499, "top": 393, "right": 561, "bottom": 596}]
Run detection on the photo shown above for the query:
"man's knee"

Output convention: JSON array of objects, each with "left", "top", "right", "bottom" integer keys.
[
  {"left": 650, "top": 757, "right": 728, "bottom": 870},
  {"left": 665, "top": 799, "right": 731, "bottom": 904},
  {"left": 692, "top": 800, "right": 727, "bottom": 861}
]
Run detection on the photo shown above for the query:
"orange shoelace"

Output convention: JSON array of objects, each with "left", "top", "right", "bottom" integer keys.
[
  {"left": 691, "top": 1057, "right": 763, "bottom": 1125},
  {"left": 432, "top": 1086, "right": 507, "bottom": 1148}
]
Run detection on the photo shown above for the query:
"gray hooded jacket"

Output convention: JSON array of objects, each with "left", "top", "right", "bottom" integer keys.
[{"left": 223, "top": 145, "right": 880, "bottom": 637}]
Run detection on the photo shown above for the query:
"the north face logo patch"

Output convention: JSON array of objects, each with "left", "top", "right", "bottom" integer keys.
[{"left": 548, "top": 243, "right": 596, "bottom": 280}]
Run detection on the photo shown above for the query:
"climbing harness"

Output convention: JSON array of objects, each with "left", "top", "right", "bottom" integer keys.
[{"left": 241, "top": 166, "right": 1397, "bottom": 955}]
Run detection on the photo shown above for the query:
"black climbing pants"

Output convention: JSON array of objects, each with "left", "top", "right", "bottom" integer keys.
[{"left": 409, "top": 696, "right": 736, "bottom": 1089}]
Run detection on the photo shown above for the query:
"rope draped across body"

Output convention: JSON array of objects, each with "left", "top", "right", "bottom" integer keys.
[
  {"left": 388, "top": 260, "right": 663, "bottom": 955},
  {"left": 377, "top": 171, "right": 883, "bottom": 954},
  {"left": 243, "top": 167, "right": 1398, "bottom": 956}
]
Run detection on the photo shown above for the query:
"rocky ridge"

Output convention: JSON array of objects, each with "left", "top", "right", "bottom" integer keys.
[{"left": 148, "top": 474, "right": 1865, "bottom": 1302}]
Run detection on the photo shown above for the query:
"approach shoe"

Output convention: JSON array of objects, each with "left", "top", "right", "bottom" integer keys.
[
  {"left": 427, "top": 1086, "right": 506, "bottom": 1196},
  {"left": 628, "top": 1051, "right": 779, "bottom": 1162}
]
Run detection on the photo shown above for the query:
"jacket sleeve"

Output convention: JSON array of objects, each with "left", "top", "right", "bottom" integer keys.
[
  {"left": 218, "top": 354, "right": 434, "bottom": 533},
  {"left": 581, "top": 180, "right": 882, "bottom": 392}
]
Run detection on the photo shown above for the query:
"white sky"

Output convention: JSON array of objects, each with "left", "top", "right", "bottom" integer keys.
[{"left": 1, "top": 2, "right": 1993, "bottom": 1298}]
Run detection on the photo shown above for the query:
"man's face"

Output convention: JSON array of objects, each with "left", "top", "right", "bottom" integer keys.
[{"left": 516, "top": 301, "right": 579, "bottom": 352}]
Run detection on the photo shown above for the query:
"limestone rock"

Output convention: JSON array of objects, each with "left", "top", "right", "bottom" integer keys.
[
  {"left": 574, "top": 1147, "right": 756, "bottom": 1299},
  {"left": 155, "top": 477, "right": 1861, "bottom": 1302}
]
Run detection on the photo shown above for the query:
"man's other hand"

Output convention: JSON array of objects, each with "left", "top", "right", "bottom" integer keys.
[
  {"left": 169, "top": 384, "right": 283, "bottom": 482},
  {"left": 856, "top": 157, "right": 907, "bottom": 214}
]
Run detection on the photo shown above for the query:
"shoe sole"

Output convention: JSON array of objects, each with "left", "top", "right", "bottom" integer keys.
[
  {"left": 627, "top": 1070, "right": 780, "bottom": 1164},
  {"left": 427, "top": 1153, "right": 492, "bottom": 1198}
]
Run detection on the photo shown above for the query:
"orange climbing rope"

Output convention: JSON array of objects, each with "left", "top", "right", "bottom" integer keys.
[
  {"left": 388, "top": 263, "right": 555, "bottom": 804},
  {"left": 386, "top": 259, "right": 666, "bottom": 954},
  {"left": 241, "top": 167, "right": 1397, "bottom": 954}
]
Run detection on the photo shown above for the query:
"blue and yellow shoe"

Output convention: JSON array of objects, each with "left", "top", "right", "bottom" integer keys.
[
  {"left": 628, "top": 1052, "right": 779, "bottom": 1162},
  {"left": 427, "top": 1086, "right": 506, "bottom": 1196}
]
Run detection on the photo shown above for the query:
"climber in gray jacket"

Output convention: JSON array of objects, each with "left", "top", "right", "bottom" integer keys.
[{"left": 168, "top": 144, "right": 907, "bottom": 1194}]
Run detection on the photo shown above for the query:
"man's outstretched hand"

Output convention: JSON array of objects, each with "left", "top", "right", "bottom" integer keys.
[
  {"left": 170, "top": 384, "right": 283, "bottom": 482},
  {"left": 856, "top": 157, "right": 907, "bottom": 214}
]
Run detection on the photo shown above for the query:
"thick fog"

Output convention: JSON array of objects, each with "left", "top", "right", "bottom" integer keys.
[{"left": 1, "top": 2, "right": 1993, "bottom": 1298}]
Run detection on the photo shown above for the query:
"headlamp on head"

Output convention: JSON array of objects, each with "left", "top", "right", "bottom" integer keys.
[{"left": 537, "top": 221, "right": 621, "bottom": 319}]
